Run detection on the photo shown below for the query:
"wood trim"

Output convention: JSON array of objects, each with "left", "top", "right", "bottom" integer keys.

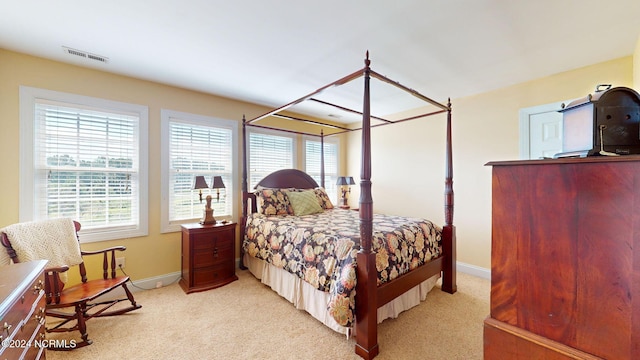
[
  {"left": 245, "top": 122, "right": 325, "bottom": 137},
  {"left": 486, "top": 154, "right": 640, "bottom": 167},
  {"left": 355, "top": 55, "right": 377, "bottom": 359},
  {"left": 245, "top": 67, "right": 365, "bottom": 124},
  {"left": 377, "top": 257, "right": 443, "bottom": 307},
  {"left": 320, "top": 131, "right": 325, "bottom": 189},
  {"left": 240, "top": 117, "right": 249, "bottom": 270},
  {"left": 484, "top": 318, "right": 604, "bottom": 360},
  {"left": 369, "top": 69, "right": 448, "bottom": 110},
  {"left": 255, "top": 169, "right": 319, "bottom": 189}
]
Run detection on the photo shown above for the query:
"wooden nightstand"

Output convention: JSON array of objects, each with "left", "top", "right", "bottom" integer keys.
[{"left": 179, "top": 221, "right": 238, "bottom": 294}]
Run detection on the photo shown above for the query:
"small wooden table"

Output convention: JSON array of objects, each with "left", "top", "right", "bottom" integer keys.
[{"left": 179, "top": 222, "right": 237, "bottom": 294}]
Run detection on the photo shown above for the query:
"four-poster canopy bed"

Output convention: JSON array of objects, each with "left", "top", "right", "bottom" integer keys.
[{"left": 240, "top": 53, "right": 456, "bottom": 360}]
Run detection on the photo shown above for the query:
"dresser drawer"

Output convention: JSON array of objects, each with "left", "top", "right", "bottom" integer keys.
[
  {"left": 0, "top": 260, "right": 48, "bottom": 360},
  {"left": 2, "top": 278, "right": 44, "bottom": 331},
  {"left": 2, "top": 311, "right": 46, "bottom": 360}
]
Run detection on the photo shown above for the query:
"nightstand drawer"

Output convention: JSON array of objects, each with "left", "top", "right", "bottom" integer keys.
[
  {"left": 192, "top": 263, "right": 234, "bottom": 286},
  {"left": 193, "top": 245, "right": 234, "bottom": 268},
  {"left": 191, "top": 232, "right": 233, "bottom": 250}
]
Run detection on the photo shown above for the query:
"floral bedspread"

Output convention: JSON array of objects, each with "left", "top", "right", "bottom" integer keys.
[{"left": 243, "top": 208, "right": 442, "bottom": 328}]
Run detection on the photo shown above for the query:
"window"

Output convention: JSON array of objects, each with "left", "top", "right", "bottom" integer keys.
[
  {"left": 304, "top": 137, "right": 339, "bottom": 204},
  {"left": 161, "top": 110, "right": 237, "bottom": 233},
  {"left": 248, "top": 129, "right": 295, "bottom": 189},
  {"left": 19, "top": 87, "right": 148, "bottom": 243}
]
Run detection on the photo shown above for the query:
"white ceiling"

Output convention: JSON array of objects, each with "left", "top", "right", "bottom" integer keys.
[{"left": 1, "top": 0, "right": 639, "bottom": 123}]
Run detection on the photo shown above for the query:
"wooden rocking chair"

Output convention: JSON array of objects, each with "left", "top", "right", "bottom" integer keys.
[{"left": 0, "top": 218, "right": 141, "bottom": 350}]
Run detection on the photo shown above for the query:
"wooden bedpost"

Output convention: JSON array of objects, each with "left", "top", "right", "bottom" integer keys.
[
  {"left": 320, "top": 130, "right": 325, "bottom": 188},
  {"left": 441, "top": 99, "right": 457, "bottom": 294},
  {"left": 239, "top": 115, "right": 248, "bottom": 270},
  {"left": 355, "top": 51, "right": 379, "bottom": 360}
]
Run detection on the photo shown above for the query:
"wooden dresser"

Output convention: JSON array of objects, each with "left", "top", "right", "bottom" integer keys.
[
  {"left": 484, "top": 156, "right": 640, "bottom": 360},
  {"left": 180, "top": 222, "right": 237, "bottom": 294},
  {"left": 0, "top": 260, "right": 47, "bottom": 360}
]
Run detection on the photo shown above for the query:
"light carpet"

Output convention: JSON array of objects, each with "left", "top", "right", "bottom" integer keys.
[{"left": 47, "top": 270, "right": 489, "bottom": 360}]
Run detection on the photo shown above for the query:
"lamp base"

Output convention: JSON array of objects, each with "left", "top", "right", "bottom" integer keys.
[
  {"left": 340, "top": 195, "right": 349, "bottom": 209},
  {"left": 200, "top": 198, "right": 216, "bottom": 225}
]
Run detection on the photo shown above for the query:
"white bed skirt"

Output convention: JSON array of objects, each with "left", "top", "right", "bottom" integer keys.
[{"left": 243, "top": 253, "right": 440, "bottom": 335}]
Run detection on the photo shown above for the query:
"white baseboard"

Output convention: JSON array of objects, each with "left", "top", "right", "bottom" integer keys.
[
  {"left": 457, "top": 261, "right": 491, "bottom": 280},
  {"left": 129, "top": 271, "right": 182, "bottom": 292},
  {"left": 100, "top": 270, "right": 182, "bottom": 300},
  {"left": 112, "top": 263, "right": 488, "bottom": 299}
]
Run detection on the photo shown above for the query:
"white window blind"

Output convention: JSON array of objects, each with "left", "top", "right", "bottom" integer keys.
[
  {"left": 168, "top": 121, "right": 233, "bottom": 221},
  {"left": 20, "top": 87, "right": 149, "bottom": 243},
  {"left": 35, "top": 102, "right": 139, "bottom": 226},
  {"left": 248, "top": 131, "right": 294, "bottom": 189},
  {"left": 160, "top": 109, "right": 237, "bottom": 233},
  {"left": 305, "top": 139, "right": 339, "bottom": 204}
]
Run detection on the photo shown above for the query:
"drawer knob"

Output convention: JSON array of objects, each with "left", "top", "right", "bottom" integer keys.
[
  {"left": 33, "top": 279, "right": 44, "bottom": 293},
  {"left": 3, "top": 322, "right": 11, "bottom": 332},
  {"left": 36, "top": 307, "right": 47, "bottom": 325}
]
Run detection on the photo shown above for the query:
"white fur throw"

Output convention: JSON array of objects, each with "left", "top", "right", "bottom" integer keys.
[{"left": 2, "top": 218, "right": 83, "bottom": 282}]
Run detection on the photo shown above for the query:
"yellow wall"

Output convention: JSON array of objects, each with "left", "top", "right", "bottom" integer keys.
[
  {"left": 0, "top": 49, "right": 349, "bottom": 283},
  {"left": 0, "top": 49, "right": 279, "bottom": 281},
  {"left": 347, "top": 56, "right": 634, "bottom": 270},
  {"left": 1, "top": 48, "right": 636, "bottom": 280}
]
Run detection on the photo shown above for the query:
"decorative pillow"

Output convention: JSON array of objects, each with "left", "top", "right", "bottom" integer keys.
[
  {"left": 255, "top": 188, "right": 293, "bottom": 215},
  {"left": 286, "top": 190, "right": 324, "bottom": 216},
  {"left": 314, "top": 188, "right": 334, "bottom": 209}
]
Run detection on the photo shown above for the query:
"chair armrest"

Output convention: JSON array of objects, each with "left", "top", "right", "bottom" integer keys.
[
  {"left": 43, "top": 265, "right": 70, "bottom": 305},
  {"left": 81, "top": 246, "right": 126, "bottom": 256},
  {"left": 44, "top": 265, "right": 70, "bottom": 274}
]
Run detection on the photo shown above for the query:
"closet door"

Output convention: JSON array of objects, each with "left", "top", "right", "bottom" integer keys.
[{"left": 519, "top": 102, "right": 564, "bottom": 159}]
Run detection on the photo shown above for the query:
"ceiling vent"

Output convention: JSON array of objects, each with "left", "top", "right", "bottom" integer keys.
[{"left": 62, "top": 46, "right": 109, "bottom": 63}]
